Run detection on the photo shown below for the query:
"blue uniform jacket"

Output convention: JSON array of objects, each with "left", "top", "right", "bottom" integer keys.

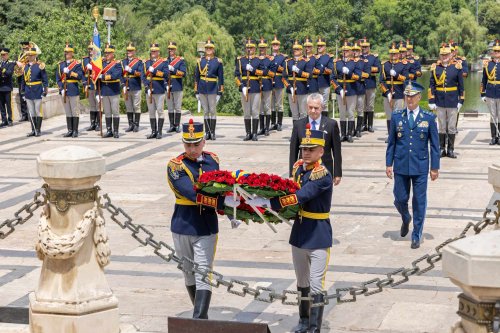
[
  {"left": 305, "top": 55, "right": 318, "bottom": 93},
  {"left": 272, "top": 53, "right": 287, "bottom": 89},
  {"left": 406, "top": 55, "right": 422, "bottom": 80},
  {"left": 99, "top": 60, "right": 122, "bottom": 96},
  {"left": 167, "top": 151, "right": 223, "bottom": 236},
  {"left": 271, "top": 160, "right": 333, "bottom": 249},
  {"left": 386, "top": 108, "right": 440, "bottom": 176},
  {"left": 361, "top": 53, "right": 380, "bottom": 90},
  {"left": 379, "top": 60, "right": 408, "bottom": 99},
  {"left": 121, "top": 57, "right": 143, "bottom": 92},
  {"left": 166, "top": 56, "right": 186, "bottom": 92},
  {"left": 22, "top": 62, "right": 48, "bottom": 100},
  {"left": 143, "top": 58, "right": 168, "bottom": 95},
  {"left": 0, "top": 60, "right": 15, "bottom": 91},
  {"left": 283, "top": 57, "right": 309, "bottom": 95},
  {"left": 234, "top": 56, "right": 263, "bottom": 93},
  {"left": 456, "top": 56, "right": 469, "bottom": 78},
  {"left": 259, "top": 55, "right": 276, "bottom": 92},
  {"left": 481, "top": 60, "right": 500, "bottom": 99},
  {"left": 428, "top": 60, "right": 464, "bottom": 107},
  {"left": 315, "top": 53, "right": 333, "bottom": 89},
  {"left": 195, "top": 56, "right": 224, "bottom": 95},
  {"left": 82, "top": 56, "right": 95, "bottom": 91},
  {"left": 354, "top": 57, "right": 370, "bottom": 95},
  {"left": 56, "top": 60, "right": 83, "bottom": 97},
  {"left": 332, "top": 58, "right": 362, "bottom": 97}
]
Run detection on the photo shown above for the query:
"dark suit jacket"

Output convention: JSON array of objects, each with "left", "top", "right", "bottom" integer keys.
[{"left": 289, "top": 117, "right": 342, "bottom": 178}]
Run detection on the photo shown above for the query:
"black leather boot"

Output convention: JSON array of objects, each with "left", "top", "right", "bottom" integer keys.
[
  {"left": 35, "top": 117, "right": 42, "bottom": 137},
  {"left": 157, "top": 118, "right": 164, "bottom": 139},
  {"left": 265, "top": 115, "right": 271, "bottom": 136},
  {"left": 175, "top": 112, "right": 181, "bottom": 133},
  {"left": 113, "top": 117, "right": 120, "bottom": 138},
  {"left": 340, "top": 121, "right": 347, "bottom": 142},
  {"left": 125, "top": 112, "right": 134, "bottom": 132},
  {"left": 294, "top": 287, "right": 310, "bottom": 333},
  {"left": 147, "top": 119, "right": 157, "bottom": 139},
  {"left": 277, "top": 112, "right": 283, "bottom": 131},
  {"left": 27, "top": 116, "right": 35, "bottom": 137},
  {"left": 63, "top": 117, "right": 73, "bottom": 137},
  {"left": 361, "top": 112, "right": 368, "bottom": 132},
  {"left": 447, "top": 134, "right": 457, "bottom": 158},
  {"left": 210, "top": 119, "right": 216, "bottom": 140},
  {"left": 439, "top": 133, "right": 446, "bottom": 157},
  {"left": 252, "top": 118, "right": 259, "bottom": 141},
  {"left": 95, "top": 113, "right": 102, "bottom": 131},
  {"left": 308, "top": 294, "right": 325, "bottom": 333},
  {"left": 257, "top": 114, "right": 265, "bottom": 135},
  {"left": 133, "top": 112, "right": 141, "bottom": 132},
  {"left": 167, "top": 113, "right": 176, "bottom": 133},
  {"left": 72, "top": 117, "right": 79, "bottom": 138},
  {"left": 243, "top": 119, "right": 251, "bottom": 141},
  {"left": 104, "top": 117, "right": 113, "bottom": 138},
  {"left": 192, "top": 290, "right": 211, "bottom": 319},
  {"left": 204, "top": 119, "right": 211, "bottom": 140},
  {"left": 347, "top": 120, "right": 354, "bottom": 143},
  {"left": 355, "top": 116, "right": 363, "bottom": 138},
  {"left": 186, "top": 285, "right": 196, "bottom": 306},
  {"left": 490, "top": 123, "right": 498, "bottom": 145},
  {"left": 270, "top": 111, "right": 278, "bottom": 130},
  {"left": 86, "top": 111, "right": 96, "bottom": 131},
  {"left": 368, "top": 112, "right": 374, "bottom": 132}
]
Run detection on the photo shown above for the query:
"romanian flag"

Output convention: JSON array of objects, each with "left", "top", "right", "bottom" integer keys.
[{"left": 90, "top": 21, "right": 102, "bottom": 84}]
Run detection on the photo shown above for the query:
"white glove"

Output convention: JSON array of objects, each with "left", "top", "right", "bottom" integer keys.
[
  {"left": 63, "top": 67, "right": 69, "bottom": 74},
  {"left": 95, "top": 95, "right": 101, "bottom": 103},
  {"left": 387, "top": 92, "right": 392, "bottom": 103},
  {"left": 245, "top": 64, "right": 254, "bottom": 71},
  {"left": 390, "top": 69, "right": 397, "bottom": 77},
  {"left": 147, "top": 89, "right": 151, "bottom": 97},
  {"left": 86, "top": 63, "right": 92, "bottom": 70},
  {"left": 148, "top": 66, "right": 154, "bottom": 73},
  {"left": 339, "top": 89, "right": 345, "bottom": 99},
  {"left": 290, "top": 87, "right": 295, "bottom": 95},
  {"left": 122, "top": 86, "right": 127, "bottom": 94},
  {"left": 61, "top": 90, "right": 65, "bottom": 97},
  {"left": 247, "top": 197, "right": 271, "bottom": 208},
  {"left": 428, "top": 103, "right": 436, "bottom": 110},
  {"left": 22, "top": 96, "right": 26, "bottom": 101},
  {"left": 166, "top": 85, "right": 170, "bottom": 93},
  {"left": 195, "top": 94, "right": 200, "bottom": 101},
  {"left": 16, "top": 61, "right": 23, "bottom": 67},
  {"left": 216, "top": 95, "right": 221, "bottom": 103},
  {"left": 457, "top": 103, "right": 462, "bottom": 111},
  {"left": 168, "top": 65, "right": 175, "bottom": 72},
  {"left": 342, "top": 66, "right": 349, "bottom": 74},
  {"left": 242, "top": 86, "right": 248, "bottom": 96},
  {"left": 230, "top": 218, "right": 242, "bottom": 229},
  {"left": 125, "top": 65, "right": 132, "bottom": 73},
  {"left": 482, "top": 97, "right": 486, "bottom": 102},
  {"left": 98, "top": 74, "right": 103, "bottom": 79},
  {"left": 292, "top": 65, "right": 300, "bottom": 73},
  {"left": 224, "top": 196, "right": 240, "bottom": 208}
]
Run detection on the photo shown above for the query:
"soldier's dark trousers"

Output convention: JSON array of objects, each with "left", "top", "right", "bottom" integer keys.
[
  {"left": 17, "top": 76, "right": 28, "bottom": 120},
  {"left": 393, "top": 173, "right": 428, "bottom": 243},
  {"left": 0, "top": 91, "right": 13, "bottom": 124}
]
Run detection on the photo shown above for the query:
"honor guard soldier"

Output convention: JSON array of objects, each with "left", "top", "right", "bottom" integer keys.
[
  {"left": 23, "top": 46, "right": 48, "bottom": 137},
  {"left": 249, "top": 125, "right": 334, "bottom": 333},
  {"left": 166, "top": 41, "right": 187, "bottom": 133},
  {"left": 428, "top": 43, "right": 464, "bottom": 158},
  {"left": 450, "top": 41, "right": 468, "bottom": 78},
  {"left": 481, "top": 40, "right": 500, "bottom": 145},
  {"left": 0, "top": 47, "right": 15, "bottom": 127},
  {"left": 121, "top": 42, "right": 143, "bottom": 133},
  {"left": 15, "top": 41, "right": 30, "bottom": 122},
  {"left": 143, "top": 42, "right": 168, "bottom": 139},
  {"left": 83, "top": 41, "right": 101, "bottom": 132},
  {"left": 235, "top": 38, "right": 263, "bottom": 141},
  {"left": 406, "top": 40, "right": 422, "bottom": 79},
  {"left": 194, "top": 37, "right": 224, "bottom": 140},
  {"left": 167, "top": 118, "right": 238, "bottom": 319},
  {"left": 257, "top": 37, "right": 276, "bottom": 136},
  {"left": 315, "top": 37, "right": 334, "bottom": 119},
  {"left": 99, "top": 44, "right": 123, "bottom": 139},
  {"left": 270, "top": 35, "right": 287, "bottom": 131},
  {"left": 352, "top": 40, "right": 370, "bottom": 137},
  {"left": 332, "top": 40, "right": 361, "bottom": 143},
  {"left": 284, "top": 40, "right": 309, "bottom": 122},
  {"left": 304, "top": 37, "right": 319, "bottom": 95},
  {"left": 386, "top": 81, "right": 440, "bottom": 249},
  {"left": 360, "top": 37, "right": 380, "bottom": 132},
  {"left": 380, "top": 42, "right": 408, "bottom": 142},
  {"left": 56, "top": 42, "right": 83, "bottom": 138}
]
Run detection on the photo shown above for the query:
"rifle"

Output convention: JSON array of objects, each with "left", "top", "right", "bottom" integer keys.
[
  {"left": 246, "top": 48, "right": 250, "bottom": 102},
  {"left": 85, "top": 67, "right": 90, "bottom": 98},
  {"left": 98, "top": 80, "right": 103, "bottom": 137},
  {"left": 63, "top": 64, "right": 68, "bottom": 104},
  {"left": 148, "top": 60, "right": 153, "bottom": 104},
  {"left": 342, "top": 55, "right": 347, "bottom": 106},
  {"left": 292, "top": 59, "right": 297, "bottom": 104},
  {"left": 167, "top": 58, "right": 171, "bottom": 100},
  {"left": 390, "top": 62, "right": 394, "bottom": 109}
]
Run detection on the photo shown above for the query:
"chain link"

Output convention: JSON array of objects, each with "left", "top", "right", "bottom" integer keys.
[
  {"left": 0, "top": 190, "right": 46, "bottom": 239},
  {"left": 99, "top": 194, "right": 500, "bottom": 307}
]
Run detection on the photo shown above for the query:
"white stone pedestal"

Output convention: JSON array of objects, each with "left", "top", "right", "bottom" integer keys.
[{"left": 30, "top": 146, "right": 119, "bottom": 333}]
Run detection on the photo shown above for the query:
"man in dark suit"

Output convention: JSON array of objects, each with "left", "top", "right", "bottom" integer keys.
[{"left": 290, "top": 93, "right": 342, "bottom": 185}]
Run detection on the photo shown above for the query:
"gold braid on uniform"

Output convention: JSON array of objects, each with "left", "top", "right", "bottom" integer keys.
[
  {"left": 205, "top": 151, "right": 219, "bottom": 164},
  {"left": 485, "top": 60, "right": 496, "bottom": 81},
  {"left": 292, "top": 160, "right": 303, "bottom": 179},
  {"left": 168, "top": 154, "right": 185, "bottom": 172},
  {"left": 309, "top": 164, "right": 328, "bottom": 181}
]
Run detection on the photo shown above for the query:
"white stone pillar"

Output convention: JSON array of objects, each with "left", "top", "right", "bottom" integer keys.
[
  {"left": 487, "top": 164, "right": 500, "bottom": 218},
  {"left": 29, "top": 145, "right": 119, "bottom": 333}
]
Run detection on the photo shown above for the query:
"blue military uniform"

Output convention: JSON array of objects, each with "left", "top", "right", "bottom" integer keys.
[
  {"left": 352, "top": 41, "right": 371, "bottom": 137},
  {"left": 303, "top": 38, "right": 318, "bottom": 94},
  {"left": 100, "top": 59, "right": 123, "bottom": 96},
  {"left": 481, "top": 41, "right": 500, "bottom": 144},
  {"left": 283, "top": 41, "right": 310, "bottom": 121},
  {"left": 315, "top": 37, "right": 334, "bottom": 118},
  {"left": 167, "top": 119, "right": 224, "bottom": 320},
  {"left": 99, "top": 45, "right": 123, "bottom": 138},
  {"left": 142, "top": 58, "right": 168, "bottom": 95},
  {"left": 0, "top": 48, "right": 15, "bottom": 126},
  {"left": 257, "top": 39, "right": 277, "bottom": 136},
  {"left": 56, "top": 60, "right": 83, "bottom": 97},
  {"left": 121, "top": 42, "right": 144, "bottom": 133},
  {"left": 360, "top": 37, "right": 380, "bottom": 132},
  {"left": 82, "top": 42, "right": 101, "bottom": 132},
  {"left": 166, "top": 41, "right": 187, "bottom": 133},
  {"left": 269, "top": 36, "right": 287, "bottom": 130},
  {"left": 386, "top": 82, "right": 440, "bottom": 248},
  {"left": 121, "top": 56, "right": 144, "bottom": 92}
]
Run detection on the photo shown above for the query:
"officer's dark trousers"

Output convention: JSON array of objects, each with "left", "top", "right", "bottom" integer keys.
[
  {"left": 393, "top": 173, "right": 428, "bottom": 242},
  {"left": 0, "top": 91, "right": 12, "bottom": 122}
]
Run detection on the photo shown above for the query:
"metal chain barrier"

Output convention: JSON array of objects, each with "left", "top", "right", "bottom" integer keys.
[
  {"left": 0, "top": 190, "right": 47, "bottom": 239},
  {"left": 98, "top": 194, "right": 500, "bottom": 307}
]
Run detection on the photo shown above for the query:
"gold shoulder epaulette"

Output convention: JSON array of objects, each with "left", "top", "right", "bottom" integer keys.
[
  {"left": 382, "top": 60, "right": 387, "bottom": 65},
  {"left": 38, "top": 61, "right": 46, "bottom": 70},
  {"left": 237, "top": 56, "right": 242, "bottom": 60},
  {"left": 364, "top": 58, "right": 369, "bottom": 62},
  {"left": 401, "top": 59, "right": 408, "bottom": 64},
  {"left": 430, "top": 63, "right": 436, "bottom": 71},
  {"left": 204, "top": 151, "right": 219, "bottom": 164},
  {"left": 168, "top": 154, "right": 185, "bottom": 171},
  {"left": 373, "top": 53, "right": 379, "bottom": 57},
  {"left": 293, "top": 159, "right": 304, "bottom": 169},
  {"left": 217, "top": 57, "right": 223, "bottom": 64},
  {"left": 414, "top": 55, "right": 420, "bottom": 60},
  {"left": 310, "top": 165, "right": 328, "bottom": 181},
  {"left": 455, "top": 61, "right": 462, "bottom": 70},
  {"left": 267, "top": 55, "right": 274, "bottom": 60},
  {"left": 409, "top": 59, "right": 414, "bottom": 63}
]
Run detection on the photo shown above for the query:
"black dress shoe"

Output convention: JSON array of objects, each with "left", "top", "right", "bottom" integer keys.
[
  {"left": 400, "top": 222, "right": 409, "bottom": 237},
  {"left": 411, "top": 240, "right": 420, "bottom": 249}
]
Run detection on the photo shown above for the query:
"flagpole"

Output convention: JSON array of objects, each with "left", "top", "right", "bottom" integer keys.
[{"left": 98, "top": 80, "right": 103, "bottom": 138}]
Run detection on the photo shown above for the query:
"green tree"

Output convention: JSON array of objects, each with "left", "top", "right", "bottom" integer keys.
[{"left": 478, "top": 0, "right": 500, "bottom": 38}]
